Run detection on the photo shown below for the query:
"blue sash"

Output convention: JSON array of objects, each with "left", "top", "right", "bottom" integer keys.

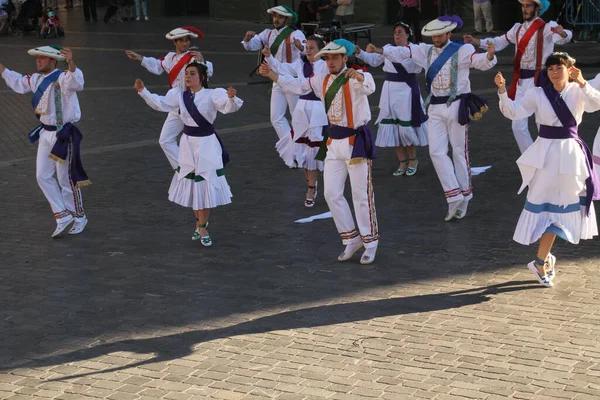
[
  {"left": 182, "top": 90, "right": 230, "bottom": 165},
  {"left": 425, "top": 42, "right": 463, "bottom": 93},
  {"left": 31, "top": 69, "right": 61, "bottom": 113}
]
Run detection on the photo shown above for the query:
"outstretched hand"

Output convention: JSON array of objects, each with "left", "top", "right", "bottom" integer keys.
[
  {"left": 0, "top": 63, "right": 5, "bottom": 74},
  {"left": 134, "top": 78, "right": 145, "bottom": 92},
  {"left": 494, "top": 71, "right": 506, "bottom": 93},
  {"left": 227, "top": 86, "right": 237, "bottom": 98},
  {"left": 125, "top": 50, "right": 143, "bottom": 61},
  {"left": 486, "top": 41, "right": 496, "bottom": 60},
  {"left": 258, "top": 61, "right": 271, "bottom": 77},
  {"left": 569, "top": 67, "right": 586, "bottom": 87},
  {"left": 60, "top": 48, "right": 73, "bottom": 63}
]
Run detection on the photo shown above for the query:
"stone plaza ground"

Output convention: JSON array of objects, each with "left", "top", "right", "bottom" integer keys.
[{"left": 1, "top": 8, "right": 600, "bottom": 400}]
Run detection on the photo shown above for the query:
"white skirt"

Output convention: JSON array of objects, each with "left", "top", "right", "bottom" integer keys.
[
  {"left": 513, "top": 137, "right": 598, "bottom": 245},
  {"left": 375, "top": 81, "right": 428, "bottom": 148},
  {"left": 168, "top": 134, "right": 232, "bottom": 210}
]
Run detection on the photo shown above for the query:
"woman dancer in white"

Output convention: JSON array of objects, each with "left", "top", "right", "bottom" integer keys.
[
  {"left": 356, "top": 21, "right": 428, "bottom": 176},
  {"left": 263, "top": 35, "right": 328, "bottom": 207},
  {"left": 495, "top": 52, "right": 600, "bottom": 287},
  {"left": 134, "top": 62, "right": 243, "bottom": 246}
]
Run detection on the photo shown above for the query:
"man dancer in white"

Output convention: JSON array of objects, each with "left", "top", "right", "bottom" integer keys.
[
  {"left": 242, "top": 5, "right": 306, "bottom": 163},
  {"left": 464, "top": 0, "right": 571, "bottom": 153},
  {"left": 1, "top": 46, "right": 89, "bottom": 237},
  {"left": 125, "top": 26, "right": 213, "bottom": 170},
  {"left": 366, "top": 15, "right": 497, "bottom": 221},
  {"left": 260, "top": 39, "right": 379, "bottom": 264}
]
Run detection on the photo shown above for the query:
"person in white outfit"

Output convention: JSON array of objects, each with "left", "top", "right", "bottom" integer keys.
[
  {"left": 367, "top": 15, "right": 497, "bottom": 221},
  {"left": 464, "top": 0, "right": 572, "bottom": 153},
  {"left": 586, "top": 74, "right": 600, "bottom": 177},
  {"left": 135, "top": 62, "right": 243, "bottom": 246},
  {"left": 263, "top": 35, "right": 328, "bottom": 207},
  {"left": 0, "top": 45, "right": 90, "bottom": 238},
  {"left": 495, "top": 53, "right": 600, "bottom": 287},
  {"left": 356, "top": 21, "right": 428, "bottom": 176},
  {"left": 242, "top": 5, "right": 306, "bottom": 165},
  {"left": 260, "top": 39, "right": 379, "bottom": 264},
  {"left": 125, "top": 26, "right": 213, "bottom": 170}
]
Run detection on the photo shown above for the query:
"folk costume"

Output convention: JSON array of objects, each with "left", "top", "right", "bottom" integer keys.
[
  {"left": 479, "top": 0, "right": 572, "bottom": 153},
  {"left": 140, "top": 26, "right": 214, "bottom": 170},
  {"left": 274, "top": 39, "right": 380, "bottom": 264},
  {"left": 586, "top": 74, "right": 600, "bottom": 177},
  {"left": 241, "top": 6, "right": 306, "bottom": 163},
  {"left": 138, "top": 84, "right": 242, "bottom": 216},
  {"left": 498, "top": 79, "right": 600, "bottom": 285},
  {"left": 382, "top": 16, "right": 497, "bottom": 220},
  {"left": 1, "top": 46, "right": 89, "bottom": 237}
]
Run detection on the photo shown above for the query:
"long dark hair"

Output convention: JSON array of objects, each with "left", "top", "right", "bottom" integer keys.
[{"left": 185, "top": 62, "right": 209, "bottom": 88}]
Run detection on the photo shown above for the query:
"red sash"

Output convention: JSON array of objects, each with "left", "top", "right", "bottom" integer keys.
[
  {"left": 168, "top": 52, "right": 194, "bottom": 87},
  {"left": 508, "top": 18, "right": 546, "bottom": 100}
]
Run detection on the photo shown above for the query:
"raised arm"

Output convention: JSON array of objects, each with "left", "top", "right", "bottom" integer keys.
[
  {"left": 474, "top": 24, "right": 518, "bottom": 52},
  {"left": 495, "top": 72, "right": 537, "bottom": 120},
  {"left": 258, "top": 62, "right": 313, "bottom": 95},
  {"left": 0, "top": 67, "right": 33, "bottom": 94},
  {"left": 547, "top": 21, "right": 572, "bottom": 45},
  {"left": 264, "top": 46, "right": 301, "bottom": 76},
  {"left": 571, "top": 68, "right": 600, "bottom": 113},
  {"left": 465, "top": 43, "right": 497, "bottom": 71},
  {"left": 135, "top": 80, "right": 180, "bottom": 113},
  {"left": 140, "top": 56, "right": 165, "bottom": 75},
  {"left": 378, "top": 42, "right": 429, "bottom": 70},
  {"left": 59, "top": 69, "right": 85, "bottom": 92},
  {"left": 348, "top": 69, "right": 376, "bottom": 96},
  {"left": 212, "top": 87, "right": 244, "bottom": 114},
  {"left": 357, "top": 48, "right": 385, "bottom": 67},
  {"left": 242, "top": 30, "right": 265, "bottom": 52}
]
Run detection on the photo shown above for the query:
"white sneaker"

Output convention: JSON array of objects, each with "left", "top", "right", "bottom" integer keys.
[
  {"left": 455, "top": 198, "right": 470, "bottom": 219},
  {"left": 52, "top": 215, "right": 74, "bottom": 238},
  {"left": 360, "top": 246, "right": 377, "bottom": 265},
  {"left": 337, "top": 241, "right": 364, "bottom": 262},
  {"left": 444, "top": 201, "right": 462, "bottom": 221},
  {"left": 144, "top": 16, "right": 149, "bottom": 21},
  {"left": 135, "top": 16, "right": 140, "bottom": 21},
  {"left": 545, "top": 253, "right": 557, "bottom": 280},
  {"left": 68, "top": 216, "right": 88, "bottom": 235},
  {"left": 527, "top": 261, "right": 554, "bottom": 287}
]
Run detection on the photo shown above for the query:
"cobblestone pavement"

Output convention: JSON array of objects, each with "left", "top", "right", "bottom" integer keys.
[{"left": 1, "top": 8, "right": 600, "bottom": 400}]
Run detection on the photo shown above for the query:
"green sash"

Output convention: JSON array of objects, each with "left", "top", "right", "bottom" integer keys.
[
  {"left": 315, "top": 74, "right": 350, "bottom": 161},
  {"left": 269, "top": 27, "right": 293, "bottom": 58}
]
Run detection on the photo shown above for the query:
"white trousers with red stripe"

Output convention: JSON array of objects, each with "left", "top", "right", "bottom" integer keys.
[
  {"left": 323, "top": 138, "right": 379, "bottom": 249},
  {"left": 271, "top": 84, "right": 298, "bottom": 140},
  {"left": 159, "top": 111, "right": 184, "bottom": 170},
  {"left": 36, "top": 129, "right": 85, "bottom": 221},
  {"left": 427, "top": 102, "right": 473, "bottom": 204}
]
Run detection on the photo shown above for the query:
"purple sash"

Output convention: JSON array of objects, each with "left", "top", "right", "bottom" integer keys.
[
  {"left": 520, "top": 68, "right": 549, "bottom": 88},
  {"left": 388, "top": 62, "right": 427, "bottom": 128},
  {"left": 49, "top": 123, "right": 90, "bottom": 187},
  {"left": 299, "top": 61, "right": 320, "bottom": 101},
  {"left": 540, "top": 85, "right": 599, "bottom": 214},
  {"left": 329, "top": 125, "right": 377, "bottom": 160},
  {"left": 182, "top": 90, "right": 230, "bottom": 165},
  {"left": 429, "top": 93, "right": 488, "bottom": 126}
]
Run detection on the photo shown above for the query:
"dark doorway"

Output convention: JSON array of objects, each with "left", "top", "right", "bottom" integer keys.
[{"left": 187, "top": 0, "right": 209, "bottom": 15}]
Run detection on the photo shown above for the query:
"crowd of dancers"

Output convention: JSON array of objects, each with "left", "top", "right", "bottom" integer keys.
[{"left": 1, "top": 0, "right": 600, "bottom": 286}]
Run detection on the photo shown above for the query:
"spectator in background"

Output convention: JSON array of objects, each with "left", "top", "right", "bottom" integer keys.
[
  {"left": 437, "top": 0, "right": 454, "bottom": 16},
  {"left": 82, "top": 0, "right": 96, "bottom": 21},
  {"left": 134, "top": 0, "right": 147, "bottom": 21},
  {"left": 472, "top": 0, "right": 494, "bottom": 35},
  {"left": 400, "top": 0, "right": 422, "bottom": 43},
  {"left": 316, "top": 0, "right": 336, "bottom": 22},
  {"left": 65, "top": 0, "right": 73, "bottom": 9},
  {"left": 335, "top": 0, "right": 353, "bottom": 24},
  {"left": 297, "top": 0, "right": 316, "bottom": 24}
]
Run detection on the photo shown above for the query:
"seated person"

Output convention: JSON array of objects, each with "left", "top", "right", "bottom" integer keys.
[{"left": 40, "top": 7, "right": 61, "bottom": 37}]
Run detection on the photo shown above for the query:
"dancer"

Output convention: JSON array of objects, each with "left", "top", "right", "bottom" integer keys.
[
  {"left": 259, "top": 39, "right": 379, "bottom": 264},
  {"left": 356, "top": 21, "right": 427, "bottom": 176},
  {"left": 0, "top": 46, "right": 89, "bottom": 237},
  {"left": 263, "top": 35, "right": 328, "bottom": 207},
  {"left": 135, "top": 62, "right": 243, "bottom": 246},
  {"left": 464, "top": 0, "right": 572, "bottom": 153},
  {"left": 242, "top": 5, "right": 306, "bottom": 164},
  {"left": 586, "top": 74, "right": 600, "bottom": 177},
  {"left": 366, "top": 16, "right": 497, "bottom": 221},
  {"left": 125, "top": 26, "right": 212, "bottom": 170},
  {"left": 495, "top": 53, "right": 600, "bottom": 287}
]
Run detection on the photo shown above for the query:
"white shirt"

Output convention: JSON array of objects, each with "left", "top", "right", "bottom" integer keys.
[
  {"left": 382, "top": 40, "right": 497, "bottom": 97},
  {"left": 242, "top": 27, "right": 306, "bottom": 64},
  {"left": 277, "top": 69, "right": 376, "bottom": 128},
  {"left": 141, "top": 51, "right": 214, "bottom": 89},
  {"left": 498, "top": 83, "right": 600, "bottom": 125},
  {"left": 1, "top": 68, "right": 84, "bottom": 125},
  {"left": 266, "top": 56, "right": 328, "bottom": 78},
  {"left": 480, "top": 18, "right": 572, "bottom": 71},
  {"left": 358, "top": 44, "right": 422, "bottom": 74},
  {"left": 138, "top": 87, "right": 243, "bottom": 125}
]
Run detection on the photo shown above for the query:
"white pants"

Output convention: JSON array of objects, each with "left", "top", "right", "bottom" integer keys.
[
  {"left": 271, "top": 84, "right": 298, "bottom": 140},
  {"left": 323, "top": 138, "right": 379, "bottom": 249},
  {"left": 159, "top": 111, "right": 184, "bottom": 170},
  {"left": 428, "top": 102, "right": 473, "bottom": 204},
  {"left": 513, "top": 77, "right": 537, "bottom": 153},
  {"left": 473, "top": 0, "right": 493, "bottom": 32},
  {"left": 36, "top": 129, "right": 85, "bottom": 220}
]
